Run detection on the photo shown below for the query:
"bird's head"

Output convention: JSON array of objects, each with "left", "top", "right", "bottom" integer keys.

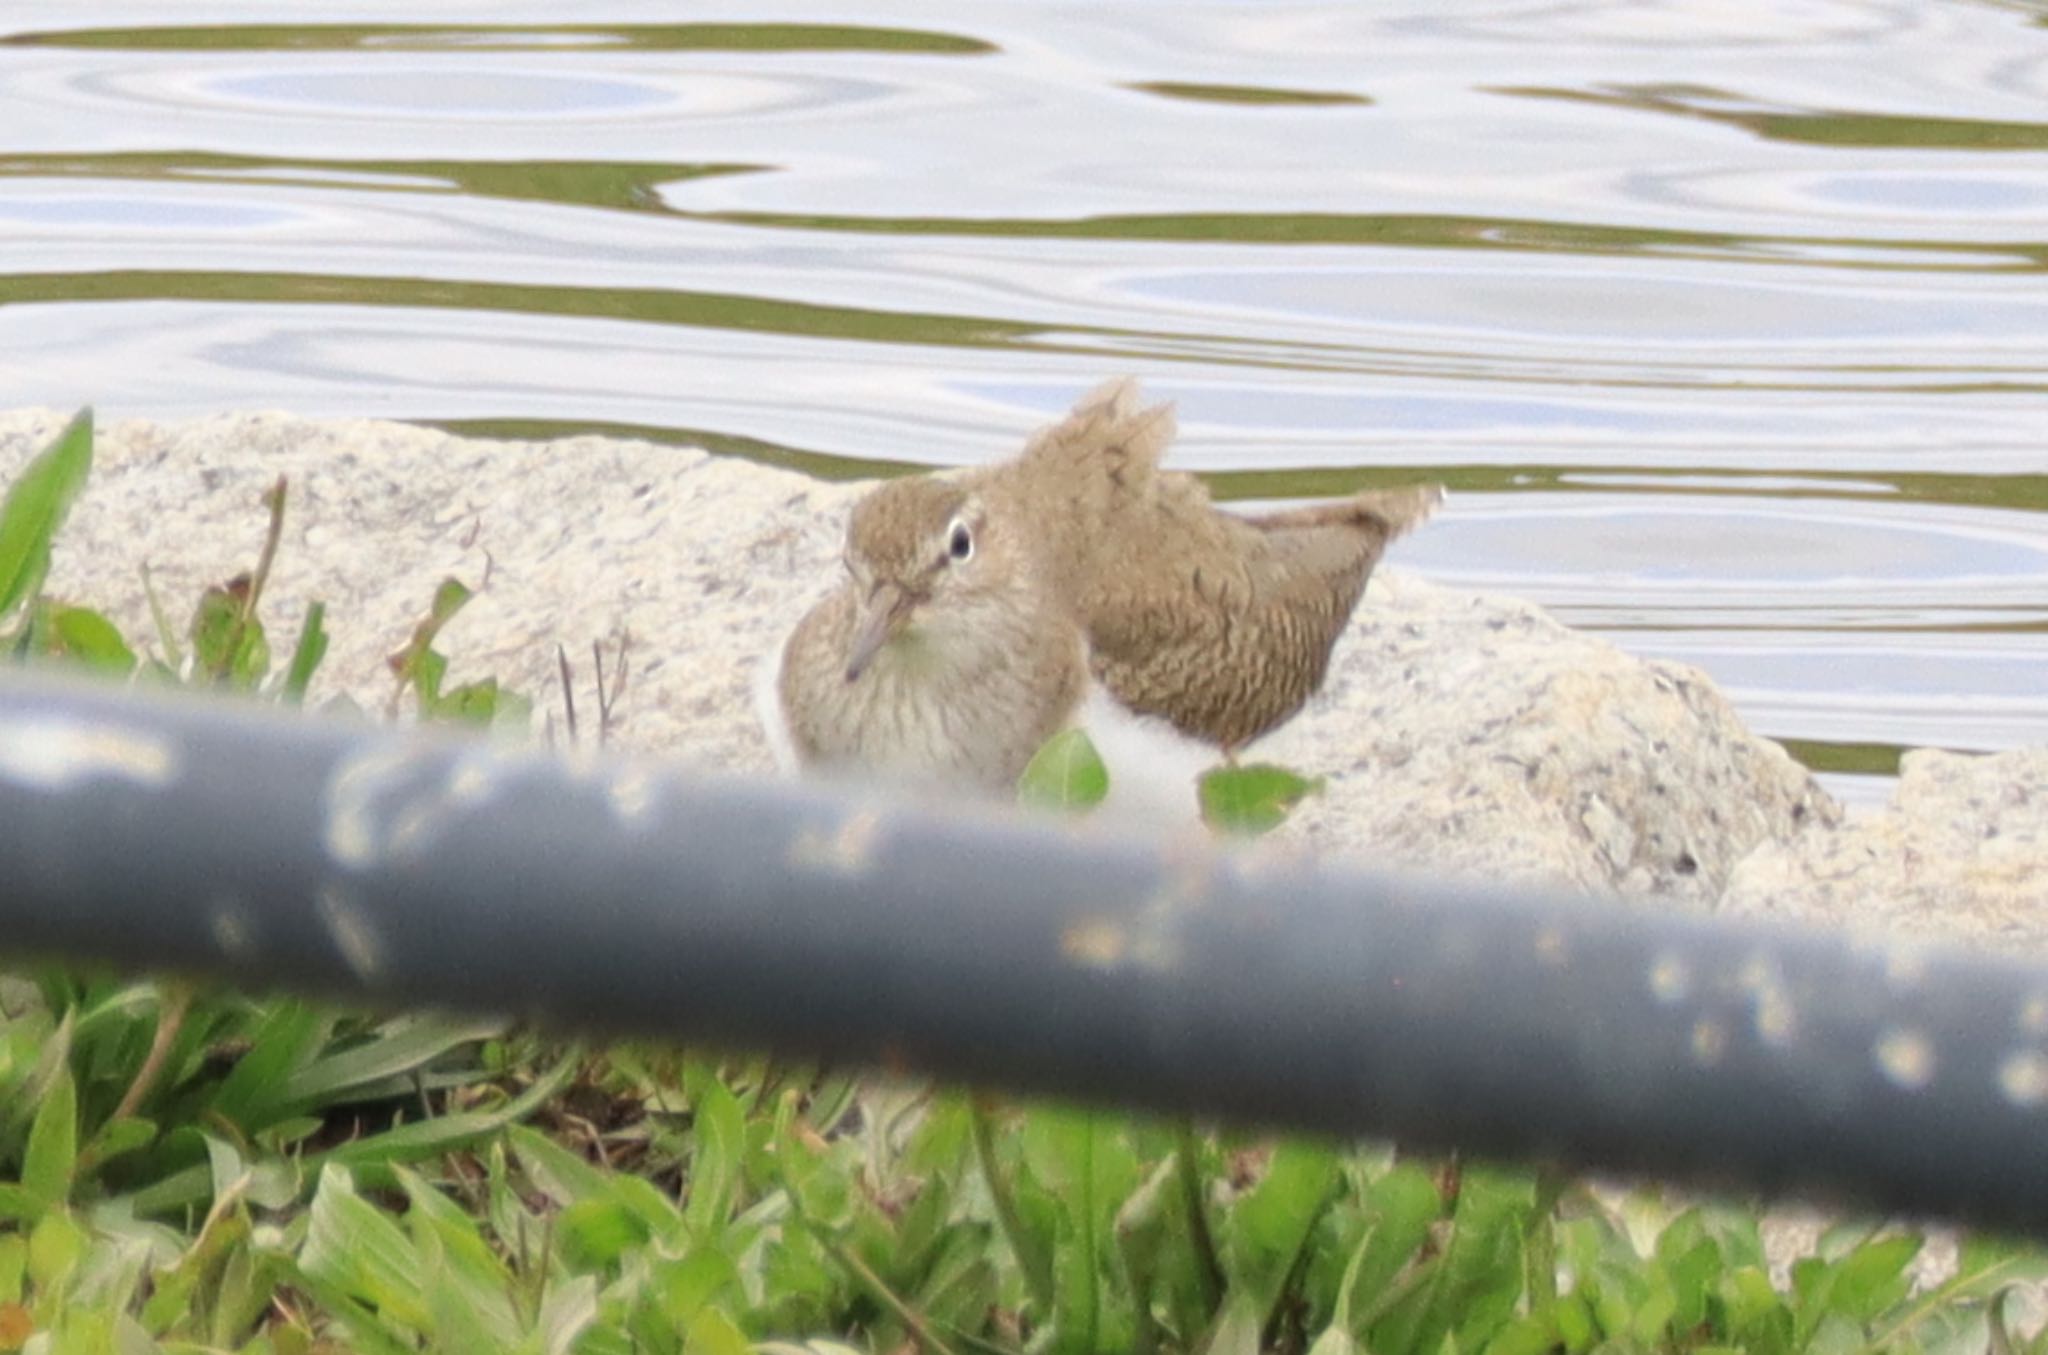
[{"left": 838, "top": 476, "right": 1025, "bottom": 682}]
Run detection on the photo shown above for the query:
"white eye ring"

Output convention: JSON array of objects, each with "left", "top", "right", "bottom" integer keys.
[{"left": 945, "top": 517, "right": 974, "bottom": 563}]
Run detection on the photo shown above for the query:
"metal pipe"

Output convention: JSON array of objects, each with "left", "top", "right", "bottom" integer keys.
[{"left": 0, "top": 670, "right": 2041, "bottom": 1233}]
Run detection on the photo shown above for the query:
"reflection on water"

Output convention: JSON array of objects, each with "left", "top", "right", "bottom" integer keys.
[{"left": 1, "top": 1, "right": 2045, "bottom": 797}]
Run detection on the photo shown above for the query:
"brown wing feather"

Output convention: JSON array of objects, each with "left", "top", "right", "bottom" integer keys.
[
  {"left": 1084, "top": 484, "right": 1442, "bottom": 747},
  {"left": 994, "top": 379, "right": 1444, "bottom": 747}
]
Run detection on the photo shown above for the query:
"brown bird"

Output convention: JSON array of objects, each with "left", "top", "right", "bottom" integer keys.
[
  {"left": 995, "top": 378, "right": 1442, "bottom": 751},
  {"left": 768, "top": 379, "right": 1440, "bottom": 791},
  {"left": 772, "top": 471, "right": 1089, "bottom": 790}
]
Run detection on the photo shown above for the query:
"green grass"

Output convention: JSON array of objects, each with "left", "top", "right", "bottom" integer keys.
[{"left": 0, "top": 410, "right": 2043, "bottom": 1352}]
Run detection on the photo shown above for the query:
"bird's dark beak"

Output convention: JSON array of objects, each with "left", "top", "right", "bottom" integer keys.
[{"left": 846, "top": 582, "right": 913, "bottom": 682}]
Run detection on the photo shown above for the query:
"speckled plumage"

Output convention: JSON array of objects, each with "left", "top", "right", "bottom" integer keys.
[
  {"left": 997, "top": 379, "right": 1442, "bottom": 749},
  {"left": 774, "top": 378, "right": 1440, "bottom": 789},
  {"left": 776, "top": 474, "right": 1088, "bottom": 790}
]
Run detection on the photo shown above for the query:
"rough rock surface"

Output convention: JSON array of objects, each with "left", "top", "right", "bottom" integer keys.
[
  {"left": 1, "top": 407, "right": 1832, "bottom": 909},
  {"left": 1723, "top": 747, "right": 2048, "bottom": 943},
  {"left": 1261, "top": 576, "right": 1838, "bottom": 906},
  {"left": 1, "top": 408, "right": 831, "bottom": 781}
]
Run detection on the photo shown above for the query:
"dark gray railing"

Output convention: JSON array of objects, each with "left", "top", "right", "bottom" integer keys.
[{"left": 0, "top": 669, "right": 2041, "bottom": 1234}]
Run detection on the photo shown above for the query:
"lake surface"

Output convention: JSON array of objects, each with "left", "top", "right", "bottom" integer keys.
[{"left": 3, "top": 1, "right": 2046, "bottom": 807}]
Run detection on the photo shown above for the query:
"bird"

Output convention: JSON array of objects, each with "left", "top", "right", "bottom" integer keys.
[
  {"left": 995, "top": 379, "right": 1442, "bottom": 753},
  {"left": 764, "top": 379, "right": 1441, "bottom": 795},
  {"left": 770, "top": 470, "right": 1090, "bottom": 791}
]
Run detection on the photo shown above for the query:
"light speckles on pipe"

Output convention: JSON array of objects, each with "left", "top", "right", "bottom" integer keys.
[
  {"left": 1737, "top": 951, "right": 1798, "bottom": 1049},
  {"left": 209, "top": 896, "right": 257, "bottom": 958},
  {"left": 1647, "top": 951, "right": 1692, "bottom": 1005},
  {"left": 1062, "top": 918, "right": 1129, "bottom": 970},
  {"left": 788, "top": 810, "right": 884, "bottom": 875},
  {"left": 1999, "top": 1051, "right": 2048, "bottom": 1108},
  {"left": 392, "top": 750, "right": 532, "bottom": 861},
  {"left": 0, "top": 716, "right": 177, "bottom": 791},
  {"left": 606, "top": 767, "right": 660, "bottom": 825},
  {"left": 1874, "top": 1028, "right": 1937, "bottom": 1092},
  {"left": 445, "top": 757, "right": 504, "bottom": 810},
  {"left": 1690, "top": 1018, "right": 1729, "bottom": 1066},
  {"left": 316, "top": 882, "right": 384, "bottom": 981},
  {"left": 323, "top": 744, "right": 424, "bottom": 869}
]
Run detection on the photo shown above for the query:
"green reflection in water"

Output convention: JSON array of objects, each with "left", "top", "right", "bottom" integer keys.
[
  {"left": 0, "top": 23, "right": 995, "bottom": 55},
  {"left": 1498, "top": 84, "right": 2048, "bottom": 152},
  {"left": 0, "top": 269, "right": 1078, "bottom": 351},
  {"left": 0, "top": 152, "right": 765, "bottom": 216},
  {"left": 1205, "top": 464, "right": 2048, "bottom": 513},
  {"left": 413, "top": 417, "right": 2048, "bottom": 521},
  {"left": 8, "top": 152, "right": 2041, "bottom": 275},
  {"left": 1125, "top": 81, "right": 1371, "bottom": 107},
  {"left": 682, "top": 208, "right": 2048, "bottom": 272},
  {"left": 11, "top": 264, "right": 2048, "bottom": 391},
  {"left": 428, "top": 417, "right": 915, "bottom": 483},
  {"left": 1776, "top": 739, "right": 1906, "bottom": 776}
]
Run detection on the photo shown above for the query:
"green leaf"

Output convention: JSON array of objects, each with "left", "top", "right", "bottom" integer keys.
[
  {"left": 315, "top": 1051, "right": 574, "bottom": 1182},
  {"left": 659, "top": 1248, "right": 744, "bottom": 1331},
  {"left": 22, "top": 1064, "right": 77, "bottom": 1212},
  {"left": 1938, "top": 1233, "right": 2048, "bottom": 1304},
  {"left": 508, "top": 1123, "right": 614, "bottom": 1206},
  {"left": 683, "top": 1071, "right": 746, "bottom": 1236},
  {"left": 407, "top": 646, "right": 447, "bottom": 706},
  {"left": 0, "top": 1186, "right": 40, "bottom": 1224},
  {"left": 1226, "top": 1142, "right": 1339, "bottom": 1321},
  {"left": 0, "top": 1234, "right": 25, "bottom": 1304},
  {"left": 1718, "top": 1265, "right": 1791, "bottom": 1350},
  {"left": 536, "top": 1274, "right": 600, "bottom": 1355},
  {"left": 1199, "top": 1292, "right": 1263, "bottom": 1355},
  {"left": 281, "top": 601, "right": 328, "bottom": 703},
  {"left": 1114, "top": 1158, "right": 1176, "bottom": 1355},
  {"left": 684, "top": 1306, "right": 751, "bottom": 1355},
  {"left": 435, "top": 677, "right": 513, "bottom": 726},
  {"left": 26, "top": 1207, "right": 86, "bottom": 1290},
  {"left": 388, "top": 577, "right": 474, "bottom": 703},
  {"left": 558, "top": 1197, "right": 653, "bottom": 1270},
  {"left": 1354, "top": 1163, "right": 1442, "bottom": 1305},
  {"left": 400, "top": 1169, "right": 519, "bottom": 1345},
  {"left": 299, "top": 1165, "right": 429, "bottom": 1332},
  {"left": 428, "top": 576, "right": 475, "bottom": 624},
  {"left": 276, "top": 1012, "right": 507, "bottom": 1110},
  {"left": 1812, "top": 1232, "right": 1920, "bottom": 1326},
  {"left": 1017, "top": 728, "right": 1109, "bottom": 812},
  {"left": 43, "top": 605, "right": 136, "bottom": 674},
  {"left": 0, "top": 409, "right": 92, "bottom": 623},
  {"left": 188, "top": 580, "right": 269, "bottom": 687},
  {"left": 80, "top": 1116, "right": 156, "bottom": 1170},
  {"left": 208, "top": 1001, "right": 332, "bottom": 1131},
  {"left": 1199, "top": 763, "right": 1322, "bottom": 836},
  {"left": 1018, "top": 1107, "right": 1141, "bottom": 1353},
  {"left": 0, "top": 1008, "right": 70, "bottom": 1169}
]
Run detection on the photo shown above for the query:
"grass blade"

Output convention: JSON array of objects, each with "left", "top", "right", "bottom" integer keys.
[{"left": 0, "top": 409, "right": 93, "bottom": 623}]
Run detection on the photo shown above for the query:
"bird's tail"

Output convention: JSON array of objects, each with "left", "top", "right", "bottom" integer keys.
[{"left": 1250, "top": 483, "right": 1445, "bottom": 539}]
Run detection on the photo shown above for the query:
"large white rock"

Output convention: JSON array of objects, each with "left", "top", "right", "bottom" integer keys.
[
  {"left": 1723, "top": 747, "right": 2048, "bottom": 943},
  {"left": 0, "top": 409, "right": 1834, "bottom": 907}
]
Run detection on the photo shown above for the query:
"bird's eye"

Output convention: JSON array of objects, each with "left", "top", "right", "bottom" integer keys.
[{"left": 945, "top": 518, "right": 974, "bottom": 563}]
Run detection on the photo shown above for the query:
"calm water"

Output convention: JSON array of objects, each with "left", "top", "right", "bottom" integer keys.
[{"left": 4, "top": 2, "right": 2047, "bottom": 806}]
